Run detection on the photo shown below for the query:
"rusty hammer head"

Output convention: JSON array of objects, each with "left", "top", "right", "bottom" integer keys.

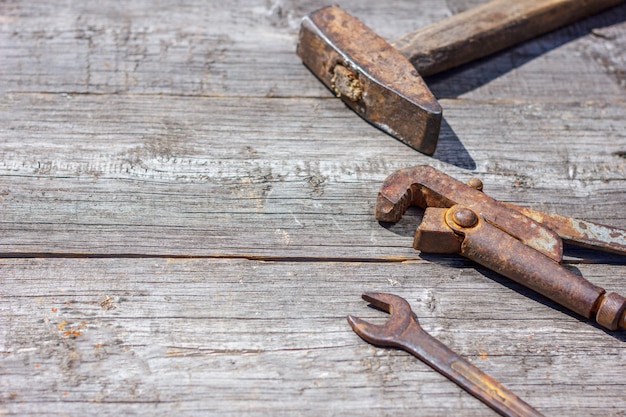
[
  {"left": 296, "top": 6, "right": 442, "bottom": 155},
  {"left": 297, "top": 2, "right": 623, "bottom": 155}
]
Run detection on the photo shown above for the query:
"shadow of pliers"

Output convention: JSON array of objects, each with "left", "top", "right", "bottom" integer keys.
[{"left": 376, "top": 165, "right": 626, "bottom": 331}]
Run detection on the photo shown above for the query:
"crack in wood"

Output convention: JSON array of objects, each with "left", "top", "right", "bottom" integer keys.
[{"left": 0, "top": 252, "right": 421, "bottom": 262}]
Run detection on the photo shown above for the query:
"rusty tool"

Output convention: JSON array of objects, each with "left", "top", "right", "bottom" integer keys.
[
  {"left": 297, "top": 0, "right": 624, "bottom": 154},
  {"left": 375, "top": 165, "right": 626, "bottom": 331},
  {"left": 348, "top": 292, "right": 545, "bottom": 417}
]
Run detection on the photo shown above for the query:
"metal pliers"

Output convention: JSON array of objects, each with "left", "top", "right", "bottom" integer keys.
[{"left": 376, "top": 165, "right": 626, "bottom": 331}]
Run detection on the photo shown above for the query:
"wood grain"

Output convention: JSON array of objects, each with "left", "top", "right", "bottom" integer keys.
[
  {"left": 1, "top": 93, "right": 624, "bottom": 258},
  {"left": 1, "top": 0, "right": 625, "bottom": 415},
  {"left": 2, "top": 258, "right": 626, "bottom": 416}
]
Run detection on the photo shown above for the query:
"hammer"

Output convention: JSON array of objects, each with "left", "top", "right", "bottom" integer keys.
[{"left": 296, "top": 0, "right": 624, "bottom": 155}]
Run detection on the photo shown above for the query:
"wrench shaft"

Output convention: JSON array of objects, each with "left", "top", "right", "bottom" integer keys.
[{"left": 398, "top": 321, "right": 544, "bottom": 417}]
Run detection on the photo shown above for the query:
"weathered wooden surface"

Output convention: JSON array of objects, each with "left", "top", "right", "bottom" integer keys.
[{"left": 1, "top": 0, "right": 625, "bottom": 416}]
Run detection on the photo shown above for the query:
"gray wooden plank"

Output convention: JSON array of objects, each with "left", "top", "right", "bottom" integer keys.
[
  {"left": 1, "top": 93, "right": 624, "bottom": 257},
  {"left": 1, "top": 258, "right": 625, "bottom": 416},
  {"left": 1, "top": 0, "right": 625, "bottom": 100}
]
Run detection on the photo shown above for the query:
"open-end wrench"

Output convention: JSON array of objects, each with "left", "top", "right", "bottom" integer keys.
[{"left": 348, "top": 292, "right": 544, "bottom": 417}]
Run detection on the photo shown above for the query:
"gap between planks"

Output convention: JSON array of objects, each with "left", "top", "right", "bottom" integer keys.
[{"left": 0, "top": 252, "right": 421, "bottom": 262}]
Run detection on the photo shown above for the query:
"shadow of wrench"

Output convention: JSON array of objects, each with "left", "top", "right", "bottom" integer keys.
[{"left": 348, "top": 292, "right": 544, "bottom": 417}]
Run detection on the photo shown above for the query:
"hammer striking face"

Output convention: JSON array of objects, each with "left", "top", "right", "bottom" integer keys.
[{"left": 296, "top": 6, "right": 442, "bottom": 155}]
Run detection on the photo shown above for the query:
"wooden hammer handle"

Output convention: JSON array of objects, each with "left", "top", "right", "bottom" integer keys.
[{"left": 391, "top": 0, "right": 624, "bottom": 76}]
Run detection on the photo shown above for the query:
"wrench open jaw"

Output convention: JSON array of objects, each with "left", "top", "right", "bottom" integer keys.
[
  {"left": 375, "top": 165, "right": 626, "bottom": 331},
  {"left": 347, "top": 292, "right": 414, "bottom": 347},
  {"left": 348, "top": 292, "right": 545, "bottom": 417}
]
